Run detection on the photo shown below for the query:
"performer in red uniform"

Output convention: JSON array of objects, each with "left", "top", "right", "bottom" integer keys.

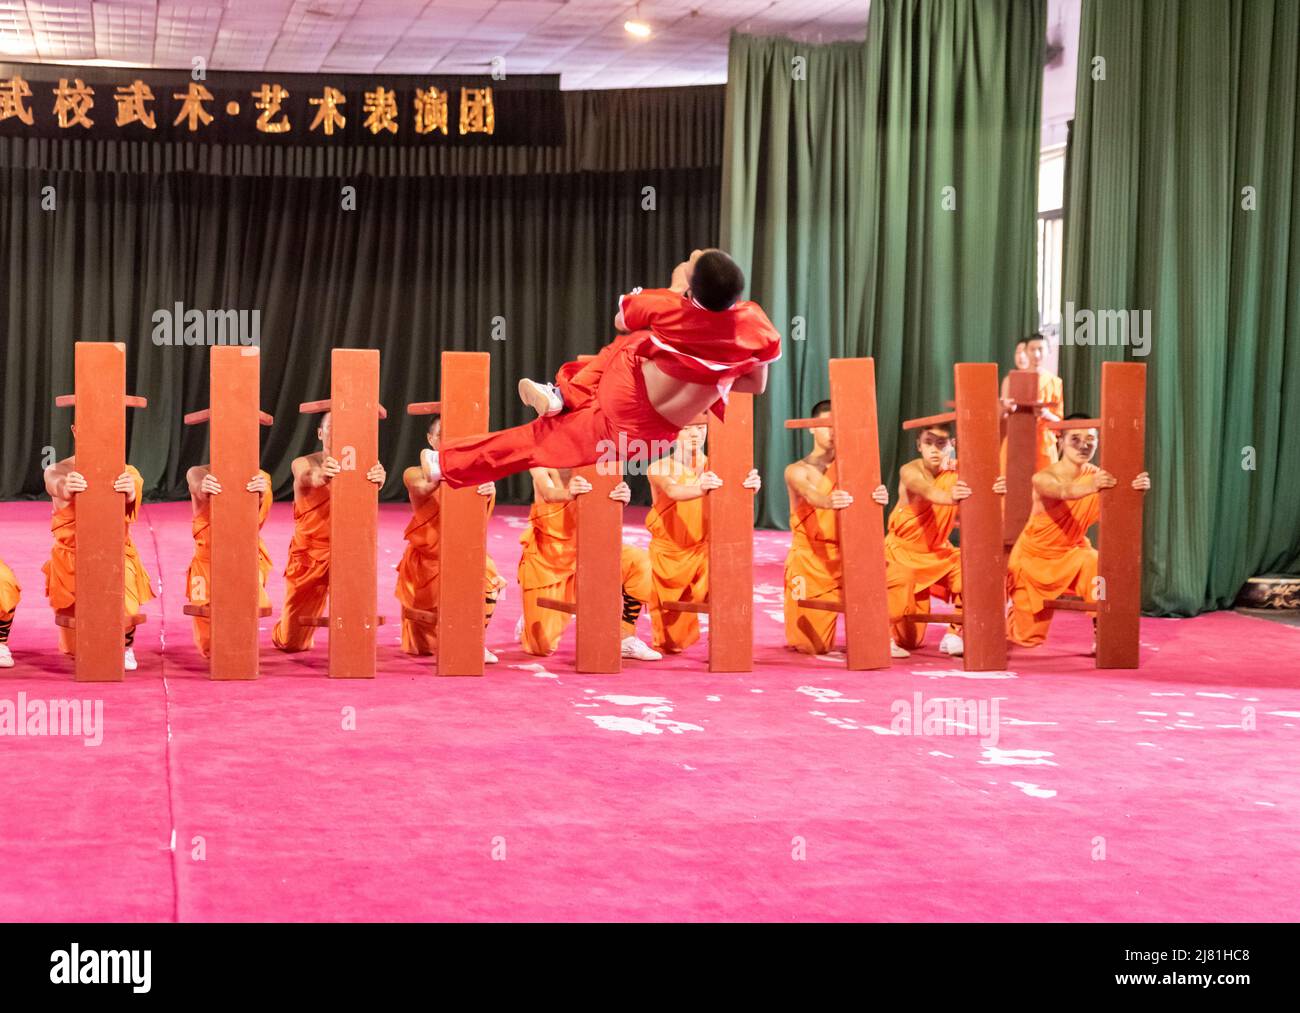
[{"left": 436, "top": 249, "right": 781, "bottom": 487}]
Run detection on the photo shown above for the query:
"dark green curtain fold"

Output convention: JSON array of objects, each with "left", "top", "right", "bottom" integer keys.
[
  {"left": 0, "top": 87, "right": 723, "bottom": 505},
  {"left": 722, "top": 0, "right": 1043, "bottom": 527},
  {"left": 1062, "top": 0, "right": 1300, "bottom": 614}
]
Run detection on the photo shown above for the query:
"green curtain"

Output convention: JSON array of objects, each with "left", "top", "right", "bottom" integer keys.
[
  {"left": 1062, "top": 0, "right": 1300, "bottom": 614},
  {"left": 0, "top": 87, "right": 723, "bottom": 506},
  {"left": 722, "top": 0, "right": 1044, "bottom": 527}
]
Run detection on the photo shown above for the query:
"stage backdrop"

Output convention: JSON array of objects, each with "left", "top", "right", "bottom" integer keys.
[
  {"left": 723, "top": 0, "right": 1045, "bottom": 528},
  {"left": 0, "top": 77, "right": 723, "bottom": 506},
  {"left": 1062, "top": 0, "right": 1300, "bottom": 614}
]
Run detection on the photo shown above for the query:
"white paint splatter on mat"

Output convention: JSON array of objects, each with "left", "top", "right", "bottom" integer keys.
[
  {"left": 980, "top": 747, "right": 1057, "bottom": 767},
  {"left": 581, "top": 695, "right": 703, "bottom": 736},
  {"left": 511, "top": 662, "right": 558, "bottom": 679},
  {"left": 915, "top": 669, "right": 1018, "bottom": 680},
  {"left": 797, "top": 685, "right": 864, "bottom": 704}
]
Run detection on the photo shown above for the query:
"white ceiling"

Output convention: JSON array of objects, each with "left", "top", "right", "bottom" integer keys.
[{"left": 0, "top": 0, "right": 872, "bottom": 89}]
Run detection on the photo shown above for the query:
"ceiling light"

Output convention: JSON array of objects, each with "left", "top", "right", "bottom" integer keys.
[{"left": 624, "top": 20, "right": 652, "bottom": 38}]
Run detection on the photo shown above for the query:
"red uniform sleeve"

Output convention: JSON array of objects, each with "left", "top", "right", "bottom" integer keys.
[{"left": 619, "top": 288, "right": 677, "bottom": 333}]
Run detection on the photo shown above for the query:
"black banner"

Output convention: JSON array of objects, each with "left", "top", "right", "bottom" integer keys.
[{"left": 0, "top": 63, "right": 563, "bottom": 147}]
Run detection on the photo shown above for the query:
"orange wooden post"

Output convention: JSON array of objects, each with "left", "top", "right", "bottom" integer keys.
[
  {"left": 58, "top": 342, "right": 147, "bottom": 682},
  {"left": 436, "top": 351, "right": 491, "bottom": 676},
  {"left": 706, "top": 392, "right": 754, "bottom": 673},
  {"left": 953, "top": 363, "right": 1007, "bottom": 672},
  {"left": 182, "top": 346, "right": 273, "bottom": 680},
  {"left": 572, "top": 462, "right": 624, "bottom": 673},
  {"left": 298, "top": 349, "right": 384, "bottom": 679},
  {"left": 1096, "top": 361, "right": 1146, "bottom": 669},
  {"left": 532, "top": 353, "right": 624, "bottom": 674},
  {"left": 785, "top": 359, "right": 892, "bottom": 670},
  {"left": 831, "top": 359, "right": 891, "bottom": 669},
  {"left": 1003, "top": 369, "right": 1040, "bottom": 549}
]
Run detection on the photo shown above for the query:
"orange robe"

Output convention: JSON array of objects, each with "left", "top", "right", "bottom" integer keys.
[
  {"left": 395, "top": 490, "right": 504, "bottom": 656},
  {"left": 0, "top": 558, "right": 19, "bottom": 639},
  {"left": 271, "top": 481, "right": 330, "bottom": 652},
  {"left": 783, "top": 462, "right": 913, "bottom": 655},
  {"left": 516, "top": 496, "right": 653, "bottom": 656},
  {"left": 186, "top": 471, "right": 274, "bottom": 658},
  {"left": 43, "top": 465, "right": 153, "bottom": 655},
  {"left": 1035, "top": 373, "right": 1064, "bottom": 471},
  {"left": 883, "top": 468, "right": 962, "bottom": 649},
  {"left": 1006, "top": 490, "right": 1100, "bottom": 647},
  {"left": 646, "top": 458, "right": 709, "bottom": 654}
]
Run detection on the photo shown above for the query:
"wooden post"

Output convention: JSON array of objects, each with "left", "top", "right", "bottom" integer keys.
[
  {"left": 829, "top": 359, "right": 891, "bottom": 670},
  {"left": 1003, "top": 369, "right": 1040, "bottom": 549},
  {"left": 436, "top": 351, "right": 491, "bottom": 676},
  {"left": 705, "top": 392, "right": 754, "bottom": 673},
  {"left": 316, "top": 348, "right": 382, "bottom": 680},
  {"left": 953, "top": 363, "right": 1007, "bottom": 672},
  {"left": 785, "top": 359, "right": 893, "bottom": 670},
  {"left": 573, "top": 462, "right": 624, "bottom": 674},
  {"left": 182, "top": 346, "right": 273, "bottom": 680},
  {"left": 62, "top": 342, "right": 147, "bottom": 683},
  {"left": 1096, "top": 361, "right": 1146, "bottom": 669}
]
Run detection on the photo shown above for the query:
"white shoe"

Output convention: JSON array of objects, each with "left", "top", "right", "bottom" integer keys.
[
  {"left": 890, "top": 640, "right": 910, "bottom": 659},
  {"left": 621, "top": 635, "right": 662, "bottom": 661},
  {"left": 124, "top": 647, "right": 138, "bottom": 671},
  {"left": 514, "top": 616, "right": 524, "bottom": 643},
  {"left": 518, "top": 378, "right": 564, "bottom": 417},
  {"left": 938, "top": 633, "right": 964, "bottom": 657},
  {"left": 483, "top": 647, "right": 499, "bottom": 664},
  {"left": 420, "top": 448, "right": 442, "bottom": 482},
  {"left": 0, "top": 644, "right": 12, "bottom": 668}
]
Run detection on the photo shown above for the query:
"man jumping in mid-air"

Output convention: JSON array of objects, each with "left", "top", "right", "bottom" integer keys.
[{"left": 433, "top": 249, "right": 781, "bottom": 487}]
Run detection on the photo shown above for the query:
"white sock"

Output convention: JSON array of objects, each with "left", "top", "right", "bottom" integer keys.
[{"left": 421, "top": 448, "right": 442, "bottom": 481}]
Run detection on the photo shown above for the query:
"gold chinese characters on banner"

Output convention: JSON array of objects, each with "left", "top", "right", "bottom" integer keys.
[{"left": 0, "top": 74, "right": 501, "bottom": 140}]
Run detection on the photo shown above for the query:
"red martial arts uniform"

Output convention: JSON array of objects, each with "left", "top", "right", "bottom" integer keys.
[{"left": 439, "top": 289, "right": 781, "bottom": 487}]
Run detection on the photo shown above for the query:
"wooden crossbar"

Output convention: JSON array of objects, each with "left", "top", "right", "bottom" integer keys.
[{"left": 902, "top": 411, "right": 957, "bottom": 430}]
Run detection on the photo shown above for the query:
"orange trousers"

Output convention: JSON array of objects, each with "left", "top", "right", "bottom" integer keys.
[{"left": 440, "top": 332, "right": 679, "bottom": 487}]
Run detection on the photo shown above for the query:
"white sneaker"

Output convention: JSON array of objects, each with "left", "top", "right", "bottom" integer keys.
[
  {"left": 938, "top": 633, "right": 964, "bottom": 657},
  {"left": 514, "top": 616, "right": 524, "bottom": 643},
  {"left": 124, "top": 647, "right": 138, "bottom": 671},
  {"left": 621, "top": 635, "right": 662, "bottom": 661},
  {"left": 0, "top": 644, "right": 13, "bottom": 668},
  {"left": 890, "top": 640, "right": 910, "bottom": 659},
  {"left": 483, "top": 647, "right": 499, "bottom": 664},
  {"left": 518, "top": 378, "right": 564, "bottom": 417}
]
